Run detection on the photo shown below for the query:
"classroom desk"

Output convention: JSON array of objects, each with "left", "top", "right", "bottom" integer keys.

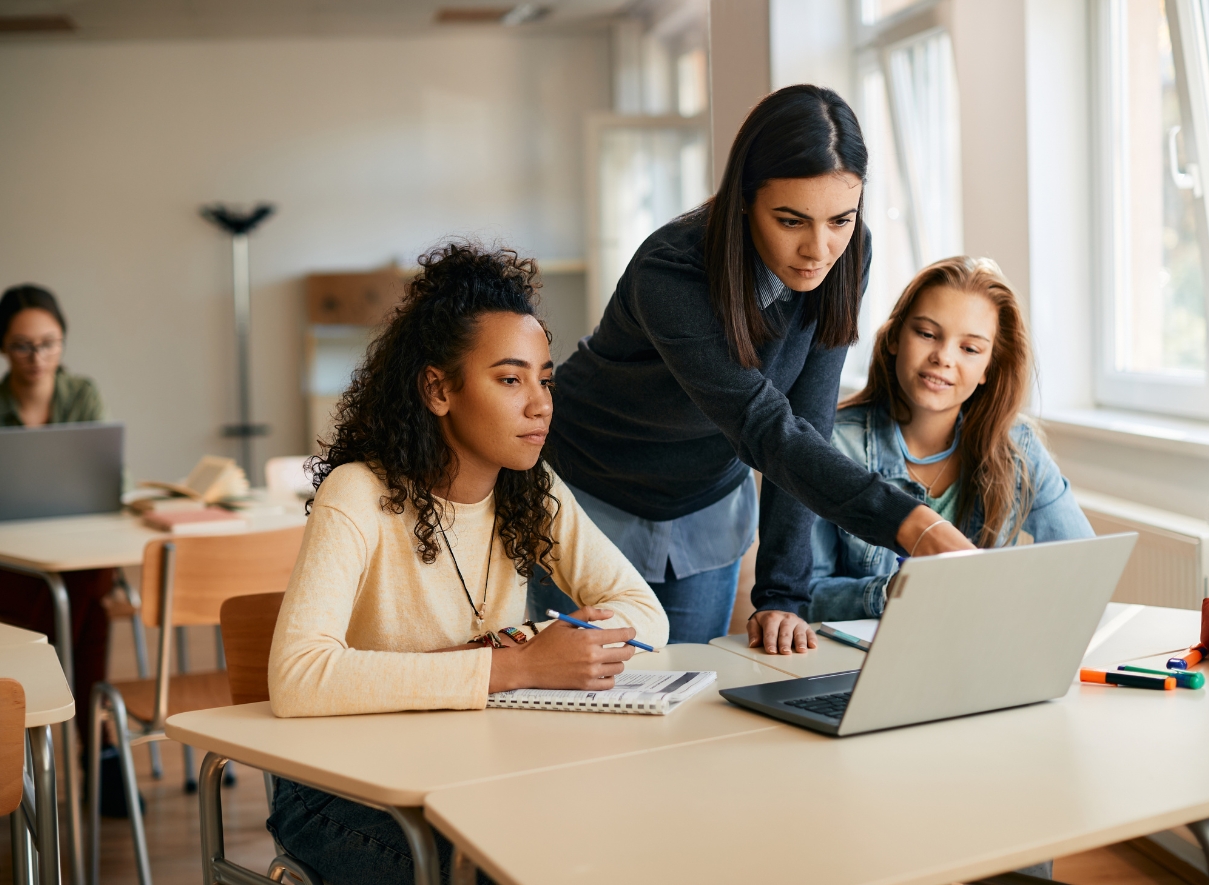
[
  {"left": 427, "top": 611, "right": 1209, "bottom": 885},
  {"left": 165, "top": 644, "right": 793, "bottom": 885},
  {"left": 0, "top": 642, "right": 76, "bottom": 885},
  {"left": 0, "top": 624, "right": 49, "bottom": 646},
  {"left": 0, "top": 507, "right": 308, "bottom": 885},
  {"left": 708, "top": 602, "right": 1201, "bottom": 677}
]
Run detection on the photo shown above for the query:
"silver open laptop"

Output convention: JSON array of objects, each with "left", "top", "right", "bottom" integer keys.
[
  {"left": 721, "top": 533, "right": 1138, "bottom": 736},
  {"left": 0, "top": 422, "right": 124, "bottom": 521}
]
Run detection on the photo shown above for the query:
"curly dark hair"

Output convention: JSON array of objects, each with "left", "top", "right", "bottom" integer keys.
[{"left": 311, "top": 242, "right": 560, "bottom": 577}]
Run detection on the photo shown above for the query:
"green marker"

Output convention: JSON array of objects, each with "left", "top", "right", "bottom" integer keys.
[{"left": 1118, "top": 665, "right": 1204, "bottom": 690}]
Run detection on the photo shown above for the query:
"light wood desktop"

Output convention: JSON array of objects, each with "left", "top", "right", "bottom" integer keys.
[
  {"left": 710, "top": 628, "right": 867, "bottom": 677},
  {"left": 427, "top": 606, "right": 1209, "bottom": 885},
  {"left": 0, "top": 641, "right": 75, "bottom": 885},
  {"left": 708, "top": 602, "right": 1200, "bottom": 677},
  {"left": 0, "top": 505, "right": 308, "bottom": 885},
  {"left": 0, "top": 624, "right": 49, "bottom": 647},
  {"left": 166, "top": 644, "right": 792, "bottom": 885}
]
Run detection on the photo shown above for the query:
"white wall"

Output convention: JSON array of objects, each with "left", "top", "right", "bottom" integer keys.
[
  {"left": 708, "top": 0, "right": 771, "bottom": 187},
  {"left": 950, "top": 0, "right": 1032, "bottom": 315},
  {"left": 0, "top": 33, "right": 608, "bottom": 483}
]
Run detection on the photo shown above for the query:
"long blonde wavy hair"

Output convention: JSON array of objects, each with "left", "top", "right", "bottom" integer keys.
[{"left": 843, "top": 256, "right": 1034, "bottom": 547}]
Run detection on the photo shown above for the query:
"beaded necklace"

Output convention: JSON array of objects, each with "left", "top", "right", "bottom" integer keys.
[{"left": 436, "top": 520, "right": 493, "bottom": 631}]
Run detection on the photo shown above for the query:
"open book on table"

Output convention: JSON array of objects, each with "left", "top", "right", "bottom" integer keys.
[{"left": 487, "top": 670, "right": 716, "bottom": 715}]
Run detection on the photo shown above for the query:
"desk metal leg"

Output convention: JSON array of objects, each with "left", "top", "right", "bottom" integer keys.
[
  {"left": 1188, "top": 818, "right": 1209, "bottom": 872},
  {"left": 29, "top": 725, "right": 61, "bottom": 885},
  {"left": 22, "top": 568, "right": 84, "bottom": 885},
  {"left": 12, "top": 801, "right": 36, "bottom": 885},
  {"left": 198, "top": 752, "right": 442, "bottom": 885},
  {"left": 450, "top": 846, "right": 477, "bottom": 885},
  {"left": 387, "top": 807, "right": 441, "bottom": 885}
]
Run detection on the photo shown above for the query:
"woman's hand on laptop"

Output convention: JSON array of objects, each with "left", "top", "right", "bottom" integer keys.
[{"left": 748, "top": 610, "right": 816, "bottom": 655}]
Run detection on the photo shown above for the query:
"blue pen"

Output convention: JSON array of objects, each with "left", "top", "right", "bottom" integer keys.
[{"left": 545, "top": 609, "right": 658, "bottom": 653}]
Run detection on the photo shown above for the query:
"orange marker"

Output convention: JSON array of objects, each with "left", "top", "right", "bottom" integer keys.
[{"left": 1080, "top": 668, "right": 1175, "bottom": 690}]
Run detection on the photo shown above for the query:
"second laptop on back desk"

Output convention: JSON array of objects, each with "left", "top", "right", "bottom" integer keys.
[
  {"left": 721, "top": 533, "right": 1138, "bottom": 736},
  {"left": 0, "top": 422, "right": 123, "bottom": 521}
]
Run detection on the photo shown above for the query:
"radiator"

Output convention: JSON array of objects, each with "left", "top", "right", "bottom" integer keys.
[{"left": 1074, "top": 488, "right": 1209, "bottom": 610}]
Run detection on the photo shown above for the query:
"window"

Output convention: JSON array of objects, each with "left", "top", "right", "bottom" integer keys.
[
  {"left": 585, "top": 4, "right": 710, "bottom": 328},
  {"left": 1095, "top": 0, "right": 1209, "bottom": 417},
  {"left": 588, "top": 120, "right": 710, "bottom": 324},
  {"left": 771, "top": 0, "right": 962, "bottom": 385},
  {"left": 845, "top": 2, "right": 963, "bottom": 386}
]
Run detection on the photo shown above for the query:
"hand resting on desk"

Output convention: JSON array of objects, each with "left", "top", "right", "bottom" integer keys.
[{"left": 748, "top": 610, "right": 817, "bottom": 655}]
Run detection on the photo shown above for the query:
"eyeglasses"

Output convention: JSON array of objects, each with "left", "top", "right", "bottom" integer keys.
[{"left": 5, "top": 339, "right": 63, "bottom": 358}]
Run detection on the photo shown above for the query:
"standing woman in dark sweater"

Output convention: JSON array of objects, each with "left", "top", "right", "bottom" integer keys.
[{"left": 534, "top": 85, "right": 973, "bottom": 653}]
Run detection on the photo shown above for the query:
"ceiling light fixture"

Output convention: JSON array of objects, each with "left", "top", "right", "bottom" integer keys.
[
  {"left": 434, "top": 5, "right": 549, "bottom": 25},
  {"left": 0, "top": 15, "right": 76, "bottom": 33}
]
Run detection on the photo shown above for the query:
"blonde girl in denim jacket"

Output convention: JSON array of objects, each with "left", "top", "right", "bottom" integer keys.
[{"left": 808, "top": 256, "right": 1093, "bottom": 623}]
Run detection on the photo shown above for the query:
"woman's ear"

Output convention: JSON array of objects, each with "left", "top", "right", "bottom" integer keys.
[{"left": 423, "top": 366, "right": 452, "bottom": 416}]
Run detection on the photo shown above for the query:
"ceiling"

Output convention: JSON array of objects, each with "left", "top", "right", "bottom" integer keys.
[{"left": 0, "top": 0, "right": 634, "bottom": 41}]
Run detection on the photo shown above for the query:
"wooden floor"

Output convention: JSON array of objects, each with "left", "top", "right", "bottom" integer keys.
[{"left": 1, "top": 599, "right": 1205, "bottom": 885}]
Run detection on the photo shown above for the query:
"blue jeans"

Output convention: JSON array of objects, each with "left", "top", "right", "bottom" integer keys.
[
  {"left": 527, "top": 558, "right": 741, "bottom": 644},
  {"left": 267, "top": 778, "right": 493, "bottom": 885}
]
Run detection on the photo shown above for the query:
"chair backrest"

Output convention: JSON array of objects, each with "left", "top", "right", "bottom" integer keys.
[
  {"left": 141, "top": 525, "right": 305, "bottom": 629},
  {"left": 0, "top": 678, "right": 26, "bottom": 816},
  {"left": 264, "top": 456, "right": 314, "bottom": 497},
  {"left": 219, "top": 592, "right": 284, "bottom": 705}
]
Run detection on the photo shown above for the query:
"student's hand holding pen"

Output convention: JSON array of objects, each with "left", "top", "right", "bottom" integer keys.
[{"left": 487, "top": 606, "right": 637, "bottom": 693}]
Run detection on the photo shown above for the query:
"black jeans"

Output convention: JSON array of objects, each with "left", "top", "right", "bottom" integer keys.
[{"left": 267, "top": 779, "right": 494, "bottom": 885}]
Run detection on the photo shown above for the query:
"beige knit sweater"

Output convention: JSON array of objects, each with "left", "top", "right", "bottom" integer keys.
[{"left": 268, "top": 462, "right": 669, "bottom": 717}]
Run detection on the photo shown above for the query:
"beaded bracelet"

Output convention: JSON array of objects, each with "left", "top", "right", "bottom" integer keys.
[
  {"left": 498, "top": 626, "right": 529, "bottom": 645},
  {"left": 523, "top": 618, "right": 541, "bottom": 636},
  {"left": 470, "top": 631, "right": 505, "bottom": 649}
]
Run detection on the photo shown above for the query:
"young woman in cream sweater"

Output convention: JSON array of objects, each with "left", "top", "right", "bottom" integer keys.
[{"left": 266, "top": 243, "right": 669, "bottom": 884}]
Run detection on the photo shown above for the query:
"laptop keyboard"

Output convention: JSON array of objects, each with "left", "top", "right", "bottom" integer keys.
[{"left": 783, "top": 690, "right": 852, "bottom": 719}]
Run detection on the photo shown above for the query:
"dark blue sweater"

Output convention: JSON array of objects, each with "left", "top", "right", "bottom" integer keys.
[{"left": 546, "top": 209, "right": 919, "bottom": 612}]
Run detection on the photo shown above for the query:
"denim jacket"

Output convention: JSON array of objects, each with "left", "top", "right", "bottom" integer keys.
[{"left": 807, "top": 403, "right": 1094, "bottom": 622}]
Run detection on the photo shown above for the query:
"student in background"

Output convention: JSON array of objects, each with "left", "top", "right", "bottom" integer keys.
[
  {"left": 535, "top": 85, "right": 973, "bottom": 656},
  {"left": 267, "top": 244, "right": 668, "bottom": 885},
  {"left": 0, "top": 284, "right": 103, "bottom": 426},
  {"left": 808, "top": 257, "right": 1093, "bottom": 630},
  {"left": 0, "top": 285, "right": 116, "bottom": 780}
]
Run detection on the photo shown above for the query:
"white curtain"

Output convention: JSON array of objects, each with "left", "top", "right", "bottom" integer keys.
[{"left": 886, "top": 29, "right": 964, "bottom": 267}]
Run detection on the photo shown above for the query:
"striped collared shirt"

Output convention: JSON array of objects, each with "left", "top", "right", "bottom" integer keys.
[{"left": 754, "top": 258, "right": 794, "bottom": 309}]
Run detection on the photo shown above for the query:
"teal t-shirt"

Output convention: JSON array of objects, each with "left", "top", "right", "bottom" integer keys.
[{"left": 925, "top": 481, "right": 960, "bottom": 523}]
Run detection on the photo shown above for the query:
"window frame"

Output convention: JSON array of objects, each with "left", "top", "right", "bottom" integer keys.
[{"left": 1093, "top": 0, "right": 1209, "bottom": 418}]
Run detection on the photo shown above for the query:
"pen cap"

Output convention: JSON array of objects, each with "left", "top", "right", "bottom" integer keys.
[
  {"left": 1185, "top": 670, "right": 1206, "bottom": 689},
  {"left": 1202, "top": 598, "right": 1209, "bottom": 647}
]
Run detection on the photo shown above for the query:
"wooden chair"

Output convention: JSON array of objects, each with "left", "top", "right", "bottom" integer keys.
[
  {"left": 219, "top": 592, "right": 284, "bottom": 705},
  {"left": 2, "top": 678, "right": 29, "bottom": 884},
  {"left": 87, "top": 526, "right": 305, "bottom": 885},
  {"left": 219, "top": 592, "right": 325, "bottom": 885},
  {"left": 0, "top": 678, "right": 24, "bottom": 817}
]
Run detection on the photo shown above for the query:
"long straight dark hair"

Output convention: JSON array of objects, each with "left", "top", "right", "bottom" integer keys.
[{"left": 705, "top": 85, "right": 867, "bottom": 368}]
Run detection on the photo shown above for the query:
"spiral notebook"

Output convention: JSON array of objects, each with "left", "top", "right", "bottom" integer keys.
[{"left": 486, "top": 670, "right": 717, "bottom": 715}]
